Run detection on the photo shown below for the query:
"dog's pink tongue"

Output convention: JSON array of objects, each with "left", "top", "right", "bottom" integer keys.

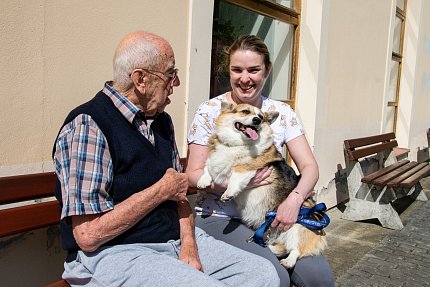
[{"left": 246, "top": 127, "right": 259, "bottom": 140}]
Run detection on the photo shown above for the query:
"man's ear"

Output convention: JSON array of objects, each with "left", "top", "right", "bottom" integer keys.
[{"left": 130, "top": 70, "right": 145, "bottom": 88}]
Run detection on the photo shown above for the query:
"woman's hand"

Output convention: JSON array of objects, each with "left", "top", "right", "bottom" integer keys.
[
  {"left": 246, "top": 166, "right": 273, "bottom": 189},
  {"left": 271, "top": 191, "right": 304, "bottom": 231}
]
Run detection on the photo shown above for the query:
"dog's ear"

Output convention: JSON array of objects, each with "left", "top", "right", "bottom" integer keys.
[
  {"left": 265, "top": 111, "right": 279, "bottom": 124},
  {"left": 221, "top": 101, "right": 234, "bottom": 112}
]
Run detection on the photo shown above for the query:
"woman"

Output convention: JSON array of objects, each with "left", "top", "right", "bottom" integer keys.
[{"left": 186, "top": 35, "right": 334, "bottom": 286}]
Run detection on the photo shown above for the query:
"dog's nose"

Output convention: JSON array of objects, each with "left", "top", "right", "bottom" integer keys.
[{"left": 252, "top": 117, "right": 261, "bottom": 125}]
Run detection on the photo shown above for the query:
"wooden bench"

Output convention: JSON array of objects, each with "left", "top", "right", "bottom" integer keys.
[
  {"left": 0, "top": 172, "right": 59, "bottom": 237},
  {"left": 0, "top": 172, "right": 70, "bottom": 287},
  {"left": 417, "top": 128, "right": 430, "bottom": 163},
  {"left": 342, "top": 132, "right": 430, "bottom": 229},
  {"left": 0, "top": 159, "right": 195, "bottom": 286}
]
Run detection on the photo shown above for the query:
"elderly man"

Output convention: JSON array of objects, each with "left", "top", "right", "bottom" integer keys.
[{"left": 53, "top": 31, "right": 280, "bottom": 286}]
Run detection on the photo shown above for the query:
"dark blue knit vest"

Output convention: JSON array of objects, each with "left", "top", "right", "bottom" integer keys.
[{"left": 53, "top": 91, "right": 180, "bottom": 252}]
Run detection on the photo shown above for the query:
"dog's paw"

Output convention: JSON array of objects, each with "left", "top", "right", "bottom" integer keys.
[
  {"left": 197, "top": 174, "right": 212, "bottom": 189},
  {"left": 220, "top": 193, "right": 233, "bottom": 202},
  {"left": 197, "top": 180, "right": 211, "bottom": 189},
  {"left": 220, "top": 186, "right": 240, "bottom": 202},
  {"left": 280, "top": 257, "right": 297, "bottom": 269},
  {"left": 279, "top": 250, "right": 300, "bottom": 269}
]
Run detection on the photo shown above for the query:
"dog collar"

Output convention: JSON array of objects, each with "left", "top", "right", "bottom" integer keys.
[{"left": 249, "top": 203, "right": 330, "bottom": 247}]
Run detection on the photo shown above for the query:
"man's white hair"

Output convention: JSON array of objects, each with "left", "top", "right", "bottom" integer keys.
[{"left": 113, "top": 32, "right": 163, "bottom": 90}]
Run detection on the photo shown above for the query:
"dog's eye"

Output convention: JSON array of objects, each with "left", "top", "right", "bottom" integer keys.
[{"left": 241, "top": 110, "right": 251, "bottom": 115}]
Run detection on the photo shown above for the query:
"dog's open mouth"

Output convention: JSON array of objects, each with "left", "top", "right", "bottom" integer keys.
[{"left": 235, "top": 122, "right": 259, "bottom": 141}]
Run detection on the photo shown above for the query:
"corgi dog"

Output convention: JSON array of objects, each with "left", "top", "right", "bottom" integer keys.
[{"left": 197, "top": 102, "right": 327, "bottom": 268}]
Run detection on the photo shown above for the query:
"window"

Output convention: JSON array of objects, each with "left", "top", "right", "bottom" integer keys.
[
  {"left": 210, "top": 0, "right": 300, "bottom": 109},
  {"left": 383, "top": 0, "right": 407, "bottom": 133}
]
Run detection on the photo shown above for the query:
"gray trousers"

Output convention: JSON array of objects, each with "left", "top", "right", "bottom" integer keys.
[
  {"left": 195, "top": 216, "right": 335, "bottom": 287},
  {"left": 63, "top": 227, "right": 280, "bottom": 287}
]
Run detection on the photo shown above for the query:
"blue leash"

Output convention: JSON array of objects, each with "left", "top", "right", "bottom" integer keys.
[{"left": 249, "top": 203, "right": 330, "bottom": 247}]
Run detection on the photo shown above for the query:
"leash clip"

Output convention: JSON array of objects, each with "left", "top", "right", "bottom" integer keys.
[{"left": 246, "top": 235, "right": 254, "bottom": 243}]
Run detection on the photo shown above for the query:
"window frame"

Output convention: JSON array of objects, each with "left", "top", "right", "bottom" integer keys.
[{"left": 387, "top": 1, "right": 407, "bottom": 133}]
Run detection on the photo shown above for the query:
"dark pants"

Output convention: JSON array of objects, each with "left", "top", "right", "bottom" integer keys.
[{"left": 195, "top": 215, "right": 335, "bottom": 287}]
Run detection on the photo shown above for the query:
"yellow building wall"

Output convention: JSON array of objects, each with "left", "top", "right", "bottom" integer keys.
[{"left": 0, "top": 0, "right": 190, "bottom": 176}]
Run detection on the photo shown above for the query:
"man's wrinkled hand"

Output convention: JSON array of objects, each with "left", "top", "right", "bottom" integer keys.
[
  {"left": 179, "top": 243, "right": 203, "bottom": 271},
  {"left": 159, "top": 168, "right": 188, "bottom": 202}
]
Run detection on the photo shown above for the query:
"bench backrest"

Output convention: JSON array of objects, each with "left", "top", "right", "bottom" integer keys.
[
  {"left": 344, "top": 132, "right": 398, "bottom": 161},
  {"left": 0, "top": 158, "right": 196, "bottom": 238},
  {"left": 0, "top": 172, "right": 60, "bottom": 237},
  {"left": 0, "top": 172, "right": 59, "bottom": 238}
]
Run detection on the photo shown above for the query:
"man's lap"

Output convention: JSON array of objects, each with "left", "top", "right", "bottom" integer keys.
[{"left": 63, "top": 227, "right": 280, "bottom": 287}]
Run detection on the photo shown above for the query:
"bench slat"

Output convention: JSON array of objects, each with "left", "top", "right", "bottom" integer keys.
[
  {"left": 387, "top": 162, "right": 429, "bottom": 187},
  {"left": 346, "top": 140, "right": 398, "bottom": 161},
  {"left": 0, "top": 172, "right": 57, "bottom": 204},
  {"left": 398, "top": 164, "right": 430, "bottom": 188},
  {"left": 371, "top": 162, "right": 419, "bottom": 187},
  {"left": 344, "top": 132, "right": 395, "bottom": 149},
  {"left": 0, "top": 200, "right": 60, "bottom": 237},
  {"left": 362, "top": 160, "right": 409, "bottom": 183}
]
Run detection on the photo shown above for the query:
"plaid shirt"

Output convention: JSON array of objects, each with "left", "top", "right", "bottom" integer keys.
[{"left": 54, "top": 82, "right": 182, "bottom": 220}]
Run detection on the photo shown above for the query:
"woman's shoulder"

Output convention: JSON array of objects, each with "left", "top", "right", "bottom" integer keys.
[
  {"left": 196, "top": 94, "right": 227, "bottom": 113},
  {"left": 262, "top": 97, "right": 295, "bottom": 113}
]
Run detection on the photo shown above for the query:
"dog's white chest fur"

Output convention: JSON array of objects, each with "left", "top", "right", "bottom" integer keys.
[
  {"left": 205, "top": 144, "right": 253, "bottom": 184},
  {"left": 197, "top": 143, "right": 262, "bottom": 203}
]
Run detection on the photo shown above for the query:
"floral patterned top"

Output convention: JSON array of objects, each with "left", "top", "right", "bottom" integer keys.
[{"left": 187, "top": 93, "right": 305, "bottom": 218}]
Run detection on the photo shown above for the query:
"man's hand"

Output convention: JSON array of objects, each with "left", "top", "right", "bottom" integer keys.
[
  {"left": 159, "top": 168, "right": 188, "bottom": 202},
  {"left": 179, "top": 241, "right": 203, "bottom": 271}
]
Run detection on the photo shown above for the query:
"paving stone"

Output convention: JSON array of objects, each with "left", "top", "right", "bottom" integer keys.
[{"left": 333, "top": 180, "right": 430, "bottom": 287}]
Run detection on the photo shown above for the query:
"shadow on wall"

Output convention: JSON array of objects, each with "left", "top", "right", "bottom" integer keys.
[
  {"left": 0, "top": 226, "right": 66, "bottom": 286},
  {"left": 320, "top": 156, "right": 388, "bottom": 209},
  {"left": 317, "top": 164, "right": 349, "bottom": 209},
  {"left": 417, "top": 147, "right": 429, "bottom": 163}
]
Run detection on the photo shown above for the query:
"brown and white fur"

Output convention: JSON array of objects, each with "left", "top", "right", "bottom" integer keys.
[{"left": 197, "top": 102, "right": 327, "bottom": 268}]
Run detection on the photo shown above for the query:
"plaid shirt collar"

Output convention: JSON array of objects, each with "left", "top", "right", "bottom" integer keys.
[{"left": 103, "top": 81, "right": 148, "bottom": 124}]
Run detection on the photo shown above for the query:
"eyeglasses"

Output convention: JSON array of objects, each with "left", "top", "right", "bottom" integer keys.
[{"left": 130, "top": 68, "right": 179, "bottom": 86}]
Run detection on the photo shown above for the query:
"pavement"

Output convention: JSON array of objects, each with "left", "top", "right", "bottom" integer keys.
[{"left": 324, "top": 176, "right": 430, "bottom": 287}]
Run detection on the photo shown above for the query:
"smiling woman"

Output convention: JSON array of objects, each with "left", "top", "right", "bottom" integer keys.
[{"left": 186, "top": 35, "right": 334, "bottom": 287}]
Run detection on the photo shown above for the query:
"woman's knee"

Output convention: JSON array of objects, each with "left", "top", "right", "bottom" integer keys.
[{"left": 290, "top": 255, "right": 334, "bottom": 287}]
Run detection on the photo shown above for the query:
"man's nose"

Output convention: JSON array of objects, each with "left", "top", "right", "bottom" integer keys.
[{"left": 172, "top": 76, "right": 180, "bottom": 87}]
